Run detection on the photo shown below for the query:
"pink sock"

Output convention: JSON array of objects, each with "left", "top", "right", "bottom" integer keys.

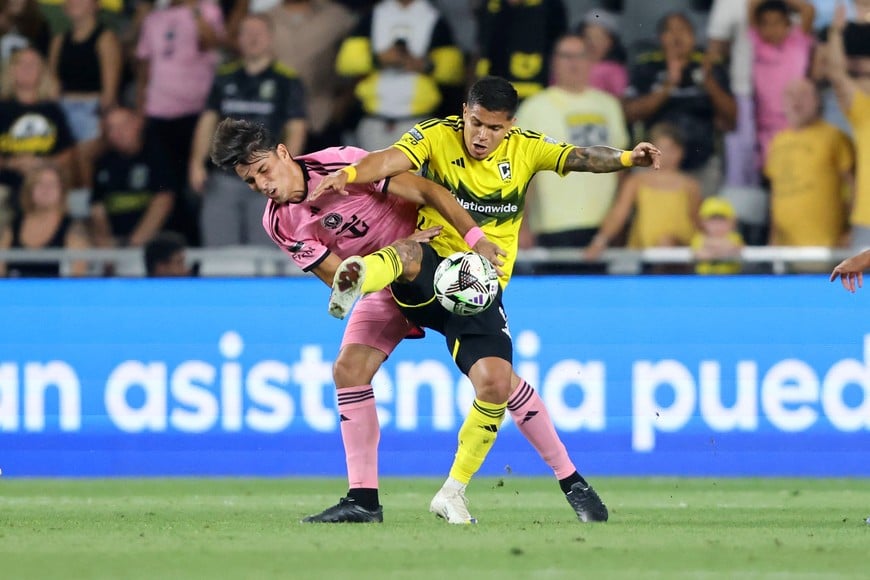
[
  {"left": 508, "top": 379, "right": 577, "bottom": 480},
  {"left": 337, "top": 385, "right": 380, "bottom": 489}
]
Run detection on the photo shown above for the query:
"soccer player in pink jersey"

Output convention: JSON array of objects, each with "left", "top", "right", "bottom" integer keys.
[{"left": 209, "top": 118, "right": 506, "bottom": 523}]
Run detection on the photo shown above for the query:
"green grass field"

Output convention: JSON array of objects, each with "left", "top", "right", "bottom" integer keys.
[{"left": 1, "top": 477, "right": 868, "bottom": 579}]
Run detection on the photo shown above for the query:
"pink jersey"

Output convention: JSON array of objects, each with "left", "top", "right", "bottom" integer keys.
[
  {"left": 136, "top": 1, "right": 225, "bottom": 118},
  {"left": 263, "top": 146, "right": 419, "bottom": 272}
]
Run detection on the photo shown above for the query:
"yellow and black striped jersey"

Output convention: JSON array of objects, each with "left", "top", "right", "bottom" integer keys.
[{"left": 393, "top": 115, "right": 574, "bottom": 285}]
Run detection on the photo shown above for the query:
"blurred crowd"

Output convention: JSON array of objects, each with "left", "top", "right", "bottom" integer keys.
[{"left": 0, "top": 0, "right": 868, "bottom": 277}]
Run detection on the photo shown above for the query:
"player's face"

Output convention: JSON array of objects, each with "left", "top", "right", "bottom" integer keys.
[
  {"left": 462, "top": 104, "right": 514, "bottom": 160},
  {"left": 236, "top": 144, "right": 306, "bottom": 204}
]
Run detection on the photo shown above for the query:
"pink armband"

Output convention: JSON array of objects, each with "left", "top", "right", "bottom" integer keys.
[{"left": 464, "top": 226, "right": 486, "bottom": 248}]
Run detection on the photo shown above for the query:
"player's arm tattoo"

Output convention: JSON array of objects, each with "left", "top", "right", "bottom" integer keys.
[
  {"left": 563, "top": 146, "right": 625, "bottom": 173},
  {"left": 393, "top": 238, "right": 424, "bottom": 283}
]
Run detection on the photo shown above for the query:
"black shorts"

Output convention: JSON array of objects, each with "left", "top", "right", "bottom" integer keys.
[{"left": 390, "top": 244, "right": 512, "bottom": 375}]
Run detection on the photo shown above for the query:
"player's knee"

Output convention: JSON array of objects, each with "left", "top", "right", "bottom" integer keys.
[
  {"left": 470, "top": 368, "right": 512, "bottom": 404},
  {"left": 333, "top": 356, "right": 367, "bottom": 389},
  {"left": 393, "top": 239, "right": 423, "bottom": 282}
]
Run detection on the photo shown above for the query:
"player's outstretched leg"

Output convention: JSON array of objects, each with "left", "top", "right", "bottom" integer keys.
[{"left": 507, "top": 378, "right": 608, "bottom": 522}]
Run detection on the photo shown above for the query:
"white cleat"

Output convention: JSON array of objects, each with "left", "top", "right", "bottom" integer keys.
[
  {"left": 328, "top": 256, "right": 366, "bottom": 320},
  {"left": 429, "top": 487, "right": 478, "bottom": 525}
]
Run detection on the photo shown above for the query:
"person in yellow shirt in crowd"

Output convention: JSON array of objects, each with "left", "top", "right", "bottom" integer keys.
[
  {"left": 585, "top": 122, "right": 700, "bottom": 260},
  {"left": 515, "top": 32, "right": 628, "bottom": 273},
  {"left": 765, "top": 78, "right": 853, "bottom": 249},
  {"left": 828, "top": 3, "right": 870, "bottom": 251},
  {"left": 691, "top": 196, "right": 744, "bottom": 275}
]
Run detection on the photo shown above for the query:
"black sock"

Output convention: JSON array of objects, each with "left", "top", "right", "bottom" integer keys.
[
  {"left": 347, "top": 488, "right": 380, "bottom": 510},
  {"left": 559, "top": 471, "right": 587, "bottom": 494}
]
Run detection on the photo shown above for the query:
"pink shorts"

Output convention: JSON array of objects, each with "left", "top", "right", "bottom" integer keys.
[{"left": 340, "top": 288, "right": 418, "bottom": 356}]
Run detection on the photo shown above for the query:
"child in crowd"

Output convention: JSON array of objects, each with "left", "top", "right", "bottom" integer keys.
[
  {"left": 691, "top": 197, "right": 745, "bottom": 275},
  {"left": 577, "top": 9, "right": 628, "bottom": 98},
  {"left": 749, "top": 0, "right": 815, "bottom": 165},
  {"left": 765, "top": 78, "right": 853, "bottom": 247},
  {"left": 585, "top": 122, "right": 701, "bottom": 259}
]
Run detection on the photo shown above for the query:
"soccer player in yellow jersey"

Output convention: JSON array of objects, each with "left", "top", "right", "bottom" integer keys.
[{"left": 310, "top": 76, "right": 660, "bottom": 525}]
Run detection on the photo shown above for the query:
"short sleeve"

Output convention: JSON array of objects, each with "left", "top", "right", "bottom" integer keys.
[
  {"left": 281, "top": 237, "right": 329, "bottom": 272},
  {"left": 392, "top": 121, "right": 435, "bottom": 171},
  {"left": 263, "top": 205, "right": 329, "bottom": 271},
  {"left": 706, "top": 0, "right": 735, "bottom": 41},
  {"left": 526, "top": 131, "right": 574, "bottom": 175}
]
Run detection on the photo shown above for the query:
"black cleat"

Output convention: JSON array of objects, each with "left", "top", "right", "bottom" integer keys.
[
  {"left": 301, "top": 497, "right": 384, "bottom": 523},
  {"left": 565, "top": 482, "right": 609, "bottom": 522}
]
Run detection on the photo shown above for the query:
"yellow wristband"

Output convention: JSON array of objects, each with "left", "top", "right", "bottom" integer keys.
[
  {"left": 619, "top": 150, "right": 634, "bottom": 168},
  {"left": 341, "top": 165, "right": 357, "bottom": 183}
]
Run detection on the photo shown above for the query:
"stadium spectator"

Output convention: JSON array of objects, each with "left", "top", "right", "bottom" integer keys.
[
  {"left": 0, "top": 46, "right": 75, "bottom": 209},
  {"left": 691, "top": 196, "right": 744, "bottom": 275},
  {"left": 268, "top": 0, "right": 356, "bottom": 151},
  {"left": 135, "top": 0, "right": 225, "bottom": 245},
  {"left": 335, "top": 0, "right": 464, "bottom": 151},
  {"left": 144, "top": 230, "right": 190, "bottom": 276},
  {"left": 49, "top": 0, "right": 122, "bottom": 141},
  {"left": 765, "top": 78, "right": 852, "bottom": 248},
  {"left": 189, "top": 13, "right": 306, "bottom": 246},
  {"left": 48, "top": 0, "right": 122, "bottom": 192},
  {"left": 749, "top": 0, "right": 815, "bottom": 166},
  {"left": 0, "top": 0, "right": 51, "bottom": 65},
  {"left": 576, "top": 9, "right": 628, "bottom": 99},
  {"left": 515, "top": 33, "right": 628, "bottom": 260},
  {"left": 585, "top": 122, "right": 700, "bottom": 261},
  {"left": 0, "top": 162, "right": 89, "bottom": 277},
  {"left": 475, "top": 0, "right": 566, "bottom": 101},
  {"left": 706, "top": 0, "right": 757, "bottom": 187},
  {"left": 827, "top": 3, "right": 870, "bottom": 251},
  {"left": 89, "top": 106, "right": 174, "bottom": 249},
  {"left": 624, "top": 12, "right": 735, "bottom": 198}
]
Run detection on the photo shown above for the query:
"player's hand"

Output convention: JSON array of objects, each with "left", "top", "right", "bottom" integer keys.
[
  {"left": 631, "top": 142, "right": 662, "bottom": 169},
  {"left": 473, "top": 237, "right": 507, "bottom": 278},
  {"left": 406, "top": 226, "right": 442, "bottom": 243},
  {"left": 830, "top": 256, "right": 866, "bottom": 293},
  {"left": 310, "top": 170, "right": 349, "bottom": 201}
]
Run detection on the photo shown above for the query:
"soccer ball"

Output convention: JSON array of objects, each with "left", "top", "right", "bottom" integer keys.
[{"left": 433, "top": 251, "right": 499, "bottom": 316}]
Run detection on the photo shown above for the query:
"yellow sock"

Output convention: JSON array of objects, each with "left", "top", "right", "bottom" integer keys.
[
  {"left": 361, "top": 247, "right": 403, "bottom": 294},
  {"left": 448, "top": 399, "right": 506, "bottom": 484}
]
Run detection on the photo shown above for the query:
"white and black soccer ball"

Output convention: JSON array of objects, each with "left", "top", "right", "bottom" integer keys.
[{"left": 433, "top": 251, "right": 499, "bottom": 316}]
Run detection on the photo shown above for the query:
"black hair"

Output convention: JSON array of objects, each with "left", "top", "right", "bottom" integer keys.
[
  {"left": 648, "top": 121, "right": 686, "bottom": 149},
  {"left": 466, "top": 76, "right": 519, "bottom": 117},
  {"left": 656, "top": 11, "right": 695, "bottom": 36},
  {"left": 573, "top": 23, "right": 627, "bottom": 64},
  {"left": 144, "top": 231, "right": 187, "bottom": 277},
  {"left": 754, "top": 0, "right": 789, "bottom": 21},
  {"left": 210, "top": 118, "right": 276, "bottom": 170}
]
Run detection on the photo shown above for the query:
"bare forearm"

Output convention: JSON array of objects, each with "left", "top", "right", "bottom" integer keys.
[
  {"left": 128, "top": 194, "right": 173, "bottom": 246},
  {"left": 190, "top": 112, "right": 217, "bottom": 166},
  {"left": 705, "top": 78, "right": 736, "bottom": 126},
  {"left": 421, "top": 183, "right": 477, "bottom": 237},
  {"left": 283, "top": 119, "right": 307, "bottom": 157},
  {"left": 355, "top": 148, "right": 414, "bottom": 182},
  {"left": 623, "top": 89, "right": 669, "bottom": 123},
  {"left": 564, "top": 146, "right": 628, "bottom": 173}
]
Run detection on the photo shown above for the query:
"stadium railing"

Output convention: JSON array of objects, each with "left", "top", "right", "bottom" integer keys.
[{"left": 0, "top": 246, "right": 854, "bottom": 276}]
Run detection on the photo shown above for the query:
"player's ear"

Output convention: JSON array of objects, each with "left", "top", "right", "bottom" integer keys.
[{"left": 276, "top": 143, "right": 290, "bottom": 160}]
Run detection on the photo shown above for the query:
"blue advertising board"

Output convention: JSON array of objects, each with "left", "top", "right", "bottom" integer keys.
[{"left": 1, "top": 276, "right": 868, "bottom": 477}]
